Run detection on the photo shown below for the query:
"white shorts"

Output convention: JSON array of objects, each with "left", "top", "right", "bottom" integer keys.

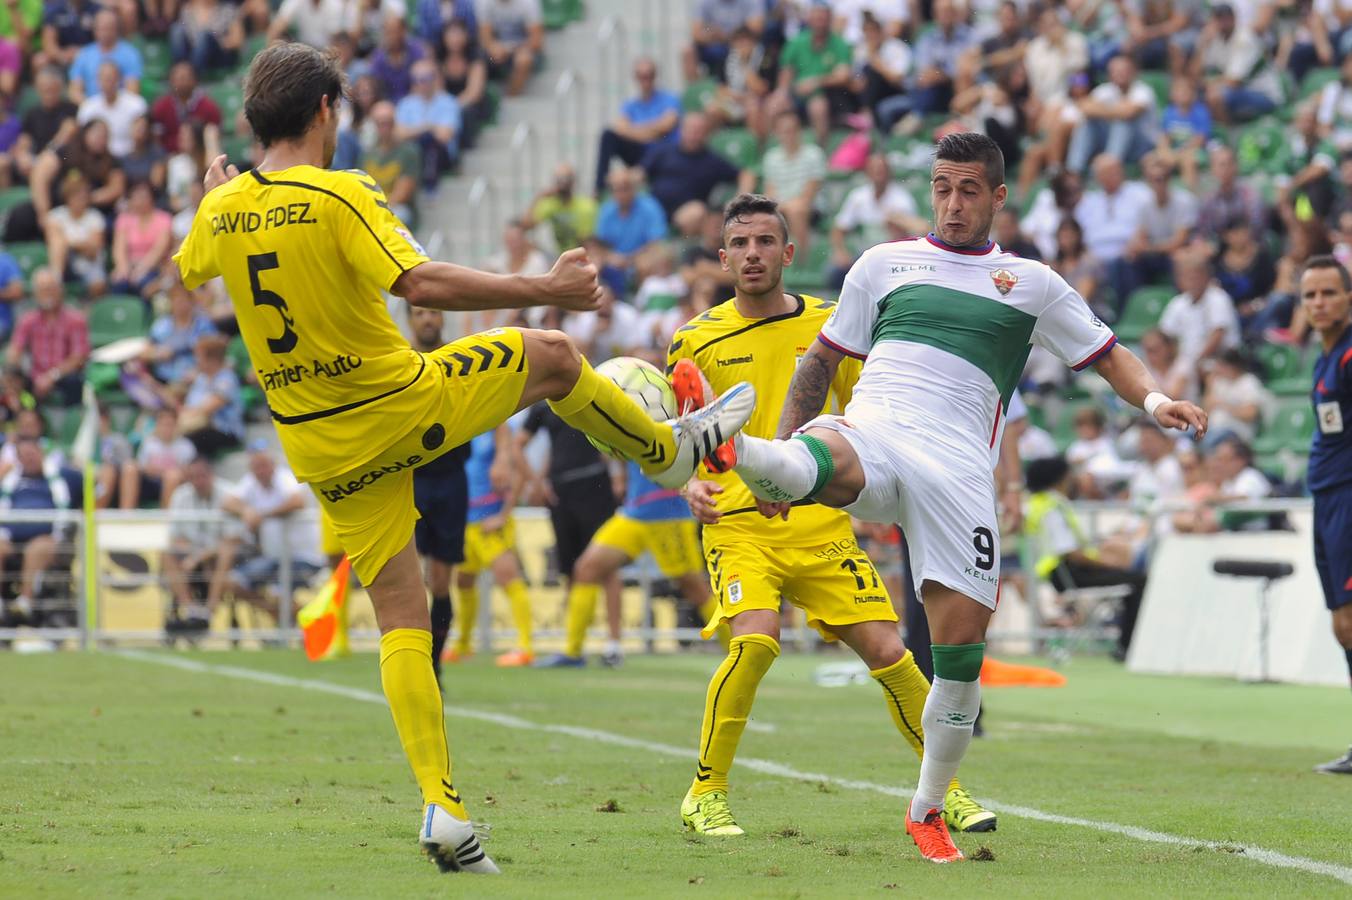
[{"left": 802, "top": 404, "right": 1001, "bottom": 610}]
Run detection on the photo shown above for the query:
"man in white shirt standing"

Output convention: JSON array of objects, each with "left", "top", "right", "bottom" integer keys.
[
  {"left": 829, "top": 152, "right": 926, "bottom": 286},
  {"left": 1075, "top": 152, "right": 1153, "bottom": 314},
  {"left": 76, "top": 61, "right": 146, "bottom": 158},
  {"left": 1158, "top": 252, "right": 1240, "bottom": 372},
  {"left": 757, "top": 111, "right": 827, "bottom": 255},
  {"left": 223, "top": 442, "right": 316, "bottom": 609},
  {"left": 1066, "top": 55, "right": 1158, "bottom": 175}
]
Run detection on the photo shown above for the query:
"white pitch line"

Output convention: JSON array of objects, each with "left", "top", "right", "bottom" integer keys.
[{"left": 117, "top": 651, "right": 1352, "bottom": 887}]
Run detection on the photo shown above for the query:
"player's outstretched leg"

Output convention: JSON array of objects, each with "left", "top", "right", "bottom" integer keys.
[
  {"left": 681, "top": 610, "right": 780, "bottom": 837},
  {"left": 369, "top": 541, "right": 498, "bottom": 874},
  {"left": 730, "top": 428, "right": 866, "bottom": 511},
  {"left": 517, "top": 330, "right": 756, "bottom": 489},
  {"left": 831, "top": 619, "right": 997, "bottom": 834}
]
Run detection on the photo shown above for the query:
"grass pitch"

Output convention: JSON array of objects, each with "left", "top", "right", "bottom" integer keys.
[{"left": 1, "top": 648, "right": 1349, "bottom": 898}]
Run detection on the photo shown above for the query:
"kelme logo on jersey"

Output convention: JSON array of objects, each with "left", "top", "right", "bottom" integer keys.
[
  {"left": 320, "top": 455, "right": 422, "bottom": 502},
  {"left": 990, "top": 269, "right": 1018, "bottom": 295},
  {"left": 395, "top": 227, "right": 426, "bottom": 256}
]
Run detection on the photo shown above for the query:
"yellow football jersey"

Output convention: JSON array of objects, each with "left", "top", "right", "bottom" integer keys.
[
  {"left": 174, "top": 165, "right": 432, "bottom": 483},
  {"left": 666, "top": 293, "right": 861, "bottom": 549}
]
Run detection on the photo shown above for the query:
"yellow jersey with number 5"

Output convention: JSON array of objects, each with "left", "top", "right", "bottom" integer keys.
[
  {"left": 666, "top": 293, "right": 862, "bottom": 549},
  {"left": 173, "top": 165, "right": 433, "bottom": 483}
]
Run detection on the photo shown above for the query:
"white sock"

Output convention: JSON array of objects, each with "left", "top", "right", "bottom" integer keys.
[
  {"left": 908, "top": 676, "right": 981, "bottom": 821},
  {"left": 734, "top": 436, "right": 819, "bottom": 502},
  {"left": 604, "top": 639, "right": 621, "bottom": 656}
]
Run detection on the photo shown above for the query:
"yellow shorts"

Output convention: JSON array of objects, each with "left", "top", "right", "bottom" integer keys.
[
  {"left": 318, "top": 509, "right": 343, "bottom": 557},
  {"left": 307, "top": 329, "right": 528, "bottom": 585},
  {"left": 593, "top": 514, "right": 704, "bottom": 578},
  {"left": 702, "top": 536, "right": 897, "bottom": 640},
  {"left": 461, "top": 517, "right": 517, "bottom": 575}
]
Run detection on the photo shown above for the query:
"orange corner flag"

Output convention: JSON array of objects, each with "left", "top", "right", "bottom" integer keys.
[{"left": 298, "top": 557, "right": 351, "bottom": 661}]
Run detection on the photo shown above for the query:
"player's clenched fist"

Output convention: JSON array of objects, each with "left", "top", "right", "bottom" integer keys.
[{"left": 545, "top": 247, "right": 604, "bottom": 311}]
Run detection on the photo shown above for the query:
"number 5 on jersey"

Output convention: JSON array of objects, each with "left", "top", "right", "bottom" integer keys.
[{"left": 249, "top": 251, "right": 298, "bottom": 354}]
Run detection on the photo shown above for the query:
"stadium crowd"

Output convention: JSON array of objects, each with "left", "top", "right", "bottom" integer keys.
[{"left": 0, "top": 0, "right": 1337, "bottom": 642}]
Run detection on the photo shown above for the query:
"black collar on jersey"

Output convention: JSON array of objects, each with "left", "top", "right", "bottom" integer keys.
[{"left": 690, "top": 293, "right": 806, "bottom": 356}]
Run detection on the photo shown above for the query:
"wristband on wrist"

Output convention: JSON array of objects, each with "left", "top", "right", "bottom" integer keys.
[{"left": 1143, "top": 391, "right": 1170, "bottom": 416}]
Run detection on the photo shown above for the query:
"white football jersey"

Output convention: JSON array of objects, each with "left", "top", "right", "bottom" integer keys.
[{"left": 819, "top": 236, "right": 1116, "bottom": 468}]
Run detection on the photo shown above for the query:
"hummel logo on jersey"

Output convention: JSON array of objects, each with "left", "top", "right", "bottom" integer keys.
[
  {"left": 990, "top": 269, "right": 1017, "bottom": 295},
  {"left": 716, "top": 354, "right": 754, "bottom": 367}
]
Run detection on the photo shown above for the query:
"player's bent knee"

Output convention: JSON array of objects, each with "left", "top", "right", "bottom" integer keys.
[
  {"left": 522, "top": 328, "right": 583, "bottom": 395},
  {"left": 728, "top": 608, "right": 780, "bottom": 643}
]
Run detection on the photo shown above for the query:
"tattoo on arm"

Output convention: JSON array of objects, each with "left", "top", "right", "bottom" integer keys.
[{"left": 775, "top": 344, "right": 837, "bottom": 440}]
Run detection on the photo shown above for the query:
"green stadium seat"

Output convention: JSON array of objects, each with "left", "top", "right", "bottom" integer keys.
[
  {"left": 682, "top": 79, "right": 717, "bottom": 113},
  {"left": 783, "top": 239, "right": 832, "bottom": 292},
  {"left": 541, "top": 0, "right": 572, "bottom": 29},
  {"left": 1115, "top": 286, "right": 1173, "bottom": 342},
  {"left": 0, "top": 184, "right": 30, "bottom": 215},
  {"left": 88, "top": 295, "right": 148, "bottom": 348},
  {"left": 709, "top": 127, "right": 760, "bottom": 170},
  {"left": 1141, "top": 70, "right": 1171, "bottom": 107},
  {"left": 205, "top": 80, "right": 244, "bottom": 122},
  {"left": 1300, "top": 67, "right": 1340, "bottom": 101},
  {"left": 1257, "top": 342, "right": 1311, "bottom": 396},
  {"left": 1252, "top": 400, "right": 1317, "bottom": 455},
  {"left": 9, "top": 241, "right": 47, "bottom": 279}
]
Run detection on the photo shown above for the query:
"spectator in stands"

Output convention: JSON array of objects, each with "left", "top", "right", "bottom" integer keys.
[
  {"left": 829, "top": 151, "right": 925, "bottom": 287},
  {"left": 486, "top": 218, "right": 550, "bottom": 279},
  {"left": 705, "top": 25, "right": 771, "bottom": 139},
  {"left": 1023, "top": 168, "right": 1083, "bottom": 261},
  {"left": 1140, "top": 326, "right": 1198, "bottom": 403},
  {"left": 416, "top": 0, "right": 476, "bottom": 47},
  {"left": 1155, "top": 76, "right": 1209, "bottom": 190},
  {"left": 437, "top": 17, "right": 488, "bottom": 146},
  {"left": 477, "top": 0, "right": 542, "bottom": 97},
  {"left": 525, "top": 162, "right": 596, "bottom": 251},
  {"left": 1194, "top": 2, "right": 1283, "bottom": 123},
  {"left": 139, "top": 273, "right": 215, "bottom": 394},
  {"left": 758, "top": 110, "right": 825, "bottom": 254},
  {"left": 1122, "top": 151, "right": 1198, "bottom": 292},
  {"left": 0, "top": 437, "right": 80, "bottom": 624},
  {"left": 1066, "top": 407, "right": 1126, "bottom": 501},
  {"left": 992, "top": 207, "right": 1040, "bottom": 260},
  {"left": 268, "top": 0, "right": 352, "bottom": 49},
  {"left": 177, "top": 333, "right": 243, "bottom": 456},
  {"left": 167, "top": 120, "right": 215, "bottom": 212},
  {"left": 122, "top": 115, "right": 167, "bottom": 194},
  {"left": 371, "top": 14, "right": 426, "bottom": 103},
  {"left": 150, "top": 61, "right": 222, "bottom": 154},
  {"left": 0, "top": 407, "right": 55, "bottom": 477},
  {"left": 594, "top": 57, "right": 680, "bottom": 194},
  {"left": 361, "top": 100, "right": 419, "bottom": 225},
  {"left": 640, "top": 111, "right": 740, "bottom": 219},
  {"left": 118, "top": 406, "right": 195, "bottom": 509},
  {"left": 680, "top": 202, "right": 735, "bottom": 294},
  {"left": 850, "top": 11, "right": 911, "bottom": 132},
  {"left": 1052, "top": 217, "right": 1107, "bottom": 317},
  {"left": 395, "top": 59, "right": 461, "bottom": 189},
  {"left": 1025, "top": 455, "right": 1145, "bottom": 659},
  {"left": 1016, "top": 7, "right": 1089, "bottom": 198},
  {"left": 683, "top": 0, "right": 761, "bottom": 83},
  {"left": 1159, "top": 251, "right": 1240, "bottom": 373},
  {"left": 93, "top": 404, "right": 133, "bottom": 507},
  {"left": 45, "top": 171, "right": 106, "bottom": 294},
  {"left": 110, "top": 180, "right": 172, "bottom": 298},
  {"left": 1066, "top": 55, "right": 1158, "bottom": 175},
  {"left": 1213, "top": 215, "right": 1276, "bottom": 325},
  {"left": 768, "top": 1, "right": 853, "bottom": 145},
  {"left": 1128, "top": 419, "right": 1187, "bottom": 514},
  {"left": 1278, "top": 104, "right": 1338, "bottom": 224},
  {"left": 223, "top": 442, "right": 315, "bottom": 612},
  {"left": 1076, "top": 153, "right": 1153, "bottom": 312},
  {"left": 1202, "top": 348, "right": 1271, "bottom": 445},
  {"left": 960, "top": 1, "right": 1027, "bottom": 88},
  {"left": 594, "top": 166, "right": 666, "bottom": 273},
  {"left": 1260, "top": 219, "right": 1334, "bottom": 344},
  {"left": 567, "top": 284, "right": 645, "bottom": 361},
  {"left": 1287, "top": 0, "right": 1342, "bottom": 85},
  {"left": 68, "top": 10, "right": 142, "bottom": 103},
  {"left": 39, "top": 0, "right": 100, "bottom": 71},
  {"left": 26, "top": 118, "right": 125, "bottom": 238},
  {"left": 6, "top": 268, "right": 87, "bottom": 407},
  {"left": 1207, "top": 435, "right": 1271, "bottom": 503},
  {"left": 1, "top": 67, "right": 77, "bottom": 189},
  {"left": 0, "top": 246, "right": 22, "bottom": 343},
  {"left": 1121, "top": 0, "right": 1193, "bottom": 72},
  {"left": 907, "top": 0, "right": 974, "bottom": 117},
  {"left": 162, "top": 454, "right": 233, "bottom": 629},
  {"left": 170, "top": 0, "right": 242, "bottom": 75},
  {"left": 1315, "top": 55, "right": 1352, "bottom": 148},
  {"left": 1193, "top": 144, "right": 1265, "bottom": 251},
  {"left": 78, "top": 60, "right": 146, "bottom": 159}
]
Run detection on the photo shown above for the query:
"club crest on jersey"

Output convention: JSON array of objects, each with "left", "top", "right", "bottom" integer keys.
[
  {"left": 395, "top": 226, "right": 426, "bottom": 256},
  {"left": 990, "top": 268, "right": 1017, "bottom": 295}
]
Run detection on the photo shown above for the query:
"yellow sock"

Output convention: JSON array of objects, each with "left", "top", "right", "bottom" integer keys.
[
  {"left": 455, "top": 583, "right": 478, "bottom": 655},
  {"left": 378, "top": 628, "right": 467, "bottom": 819},
  {"left": 871, "top": 650, "right": 932, "bottom": 763},
  {"left": 548, "top": 357, "right": 676, "bottom": 474},
  {"left": 564, "top": 582, "right": 599, "bottom": 658},
  {"left": 691, "top": 633, "right": 779, "bottom": 797},
  {"left": 505, "top": 579, "right": 533, "bottom": 653}
]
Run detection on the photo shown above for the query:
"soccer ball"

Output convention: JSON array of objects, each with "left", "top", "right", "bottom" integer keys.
[{"left": 585, "top": 356, "right": 678, "bottom": 458}]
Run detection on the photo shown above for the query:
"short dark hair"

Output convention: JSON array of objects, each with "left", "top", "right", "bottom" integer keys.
[
  {"left": 1213, "top": 435, "right": 1253, "bottom": 465},
  {"left": 1301, "top": 254, "right": 1352, "bottom": 292},
  {"left": 244, "top": 42, "right": 346, "bottom": 148},
  {"left": 722, "top": 193, "right": 789, "bottom": 244},
  {"left": 1026, "top": 456, "right": 1071, "bottom": 493},
  {"left": 934, "top": 131, "right": 1005, "bottom": 189}
]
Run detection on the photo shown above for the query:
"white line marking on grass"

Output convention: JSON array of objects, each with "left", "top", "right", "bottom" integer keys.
[{"left": 117, "top": 651, "right": 1352, "bottom": 887}]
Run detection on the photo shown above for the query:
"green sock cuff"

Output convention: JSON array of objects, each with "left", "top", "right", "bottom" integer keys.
[
  {"left": 932, "top": 642, "right": 985, "bottom": 683},
  {"left": 791, "top": 433, "right": 834, "bottom": 498}
]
